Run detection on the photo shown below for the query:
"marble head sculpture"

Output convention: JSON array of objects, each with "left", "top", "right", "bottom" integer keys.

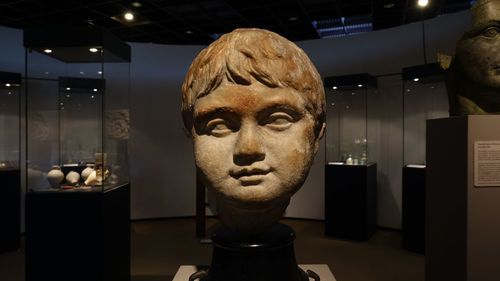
[
  {"left": 182, "top": 28, "right": 326, "bottom": 234},
  {"left": 446, "top": 0, "right": 500, "bottom": 115}
]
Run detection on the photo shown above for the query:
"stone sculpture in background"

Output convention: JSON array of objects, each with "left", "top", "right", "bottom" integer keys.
[
  {"left": 446, "top": 0, "right": 500, "bottom": 115},
  {"left": 182, "top": 28, "right": 326, "bottom": 235}
]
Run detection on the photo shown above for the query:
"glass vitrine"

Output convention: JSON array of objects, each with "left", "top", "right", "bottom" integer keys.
[
  {"left": 24, "top": 27, "right": 131, "bottom": 192},
  {"left": 402, "top": 63, "right": 449, "bottom": 166},
  {"left": 0, "top": 71, "right": 21, "bottom": 171},
  {"left": 324, "top": 73, "right": 378, "bottom": 165},
  {"left": 0, "top": 71, "right": 21, "bottom": 252}
]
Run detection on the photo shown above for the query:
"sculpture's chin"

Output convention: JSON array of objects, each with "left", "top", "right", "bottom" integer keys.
[{"left": 216, "top": 195, "right": 290, "bottom": 235}]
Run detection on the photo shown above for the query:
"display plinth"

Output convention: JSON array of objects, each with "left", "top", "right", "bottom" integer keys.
[
  {"left": 190, "top": 223, "right": 315, "bottom": 281},
  {"left": 325, "top": 163, "right": 377, "bottom": 241},
  {"left": 25, "top": 183, "right": 130, "bottom": 281},
  {"left": 427, "top": 115, "right": 500, "bottom": 281},
  {"left": 0, "top": 168, "right": 20, "bottom": 252},
  {"left": 402, "top": 165, "right": 426, "bottom": 254}
]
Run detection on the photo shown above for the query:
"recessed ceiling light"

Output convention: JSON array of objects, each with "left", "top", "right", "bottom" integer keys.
[
  {"left": 131, "top": 2, "right": 142, "bottom": 7},
  {"left": 332, "top": 86, "right": 338, "bottom": 90},
  {"left": 288, "top": 16, "right": 299, "bottom": 21},
  {"left": 5, "top": 83, "right": 10, "bottom": 87},
  {"left": 418, "top": 0, "right": 429, "bottom": 7},
  {"left": 43, "top": 49, "right": 52, "bottom": 53},
  {"left": 89, "top": 47, "right": 99, "bottom": 53},
  {"left": 98, "top": 71, "right": 102, "bottom": 75},
  {"left": 358, "top": 84, "right": 363, "bottom": 88},
  {"left": 185, "top": 30, "right": 193, "bottom": 35},
  {"left": 124, "top": 12, "right": 134, "bottom": 21},
  {"left": 93, "top": 88, "right": 98, "bottom": 92},
  {"left": 79, "top": 72, "right": 84, "bottom": 75},
  {"left": 413, "top": 78, "right": 420, "bottom": 82},
  {"left": 383, "top": 3, "right": 395, "bottom": 8},
  {"left": 66, "top": 87, "right": 71, "bottom": 91}
]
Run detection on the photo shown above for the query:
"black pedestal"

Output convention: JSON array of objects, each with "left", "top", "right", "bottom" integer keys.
[
  {"left": 0, "top": 168, "right": 20, "bottom": 252},
  {"left": 402, "top": 165, "right": 426, "bottom": 254},
  {"left": 26, "top": 183, "right": 130, "bottom": 281},
  {"left": 325, "top": 163, "right": 377, "bottom": 241},
  {"left": 191, "top": 224, "right": 315, "bottom": 281}
]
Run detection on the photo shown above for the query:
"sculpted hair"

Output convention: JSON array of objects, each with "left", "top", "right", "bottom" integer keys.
[{"left": 181, "top": 28, "right": 325, "bottom": 137}]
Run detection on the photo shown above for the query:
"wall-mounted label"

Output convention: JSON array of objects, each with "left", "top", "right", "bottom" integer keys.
[{"left": 474, "top": 141, "right": 500, "bottom": 187}]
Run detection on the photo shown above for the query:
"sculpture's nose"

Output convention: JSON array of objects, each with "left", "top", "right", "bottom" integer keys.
[{"left": 233, "top": 121, "right": 265, "bottom": 165}]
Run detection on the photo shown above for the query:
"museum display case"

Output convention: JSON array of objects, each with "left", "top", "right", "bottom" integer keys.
[
  {"left": 323, "top": 73, "right": 377, "bottom": 241},
  {"left": 401, "top": 63, "right": 448, "bottom": 253},
  {"left": 24, "top": 27, "right": 131, "bottom": 281},
  {"left": 324, "top": 74, "right": 378, "bottom": 165},
  {"left": 403, "top": 63, "right": 448, "bottom": 167},
  {"left": 0, "top": 71, "right": 21, "bottom": 252}
]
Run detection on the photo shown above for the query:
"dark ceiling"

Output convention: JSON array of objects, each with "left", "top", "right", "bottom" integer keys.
[{"left": 0, "top": 0, "right": 474, "bottom": 45}]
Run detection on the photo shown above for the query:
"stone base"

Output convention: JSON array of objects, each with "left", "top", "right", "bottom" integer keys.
[{"left": 173, "top": 264, "right": 336, "bottom": 281}]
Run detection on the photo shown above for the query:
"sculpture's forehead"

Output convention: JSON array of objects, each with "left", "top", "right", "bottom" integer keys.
[
  {"left": 193, "top": 83, "right": 306, "bottom": 115},
  {"left": 473, "top": 2, "right": 500, "bottom": 23}
]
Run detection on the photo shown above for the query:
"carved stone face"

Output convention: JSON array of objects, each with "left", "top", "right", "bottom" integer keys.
[
  {"left": 456, "top": 0, "right": 500, "bottom": 88},
  {"left": 192, "top": 82, "right": 321, "bottom": 233}
]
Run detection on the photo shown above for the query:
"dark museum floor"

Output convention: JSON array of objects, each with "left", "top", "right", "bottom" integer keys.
[{"left": 0, "top": 218, "right": 424, "bottom": 281}]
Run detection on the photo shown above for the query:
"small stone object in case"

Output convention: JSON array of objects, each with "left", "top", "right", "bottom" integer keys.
[
  {"left": 346, "top": 154, "right": 354, "bottom": 165},
  {"left": 65, "top": 171, "right": 80, "bottom": 185},
  {"left": 81, "top": 164, "right": 94, "bottom": 181},
  {"left": 47, "top": 165, "right": 64, "bottom": 188}
]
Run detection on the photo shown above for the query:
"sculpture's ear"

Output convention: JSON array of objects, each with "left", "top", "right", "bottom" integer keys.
[{"left": 313, "top": 122, "right": 326, "bottom": 154}]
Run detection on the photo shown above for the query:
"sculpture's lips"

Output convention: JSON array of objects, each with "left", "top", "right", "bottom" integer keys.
[{"left": 230, "top": 167, "right": 272, "bottom": 185}]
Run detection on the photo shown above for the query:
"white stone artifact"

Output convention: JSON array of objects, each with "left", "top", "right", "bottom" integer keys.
[
  {"left": 47, "top": 165, "right": 64, "bottom": 188},
  {"left": 84, "top": 170, "right": 97, "bottom": 186},
  {"left": 182, "top": 28, "right": 326, "bottom": 235},
  {"left": 346, "top": 154, "right": 354, "bottom": 165},
  {"left": 81, "top": 164, "right": 94, "bottom": 181},
  {"left": 65, "top": 170, "right": 80, "bottom": 185}
]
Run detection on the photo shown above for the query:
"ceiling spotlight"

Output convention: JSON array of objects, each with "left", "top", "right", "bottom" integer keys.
[
  {"left": 413, "top": 78, "right": 420, "bottom": 82},
  {"left": 418, "top": 0, "right": 429, "bottom": 7},
  {"left": 91, "top": 95, "right": 95, "bottom": 99},
  {"left": 80, "top": 71, "right": 85, "bottom": 75},
  {"left": 124, "top": 12, "right": 134, "bottom": 21},
  {"left": 358, "top": 84, "right": 363, "bottom": 88},
  {"left": 66, "top": 87, "right": 71, "bottom": 91},
  {"left": 89, "top": 47, "right": 99, "bottom": 53},
  {"left": 288, "top": 16, "right": 299, "bottom": 21},
  {"left": 332, "top": 86, "right": 338, "bottom": 90},
  {"left": 185, "top": 30, "right": 193, "bottom": 35},
  {"left": 383, "top": 3, "right": 395, "bottom": 8},
  {"left": 93, "top": 88, "right": 98, "bottom": 92},
  {"left": 5, "top": 83, "right": 10, "bottom": 87},
  {"left": 43, "top": 49, "right": 52, "bottom": 54},
  {"left": 98, "top": 71, "right": 102, "bottom": 75},
  {"left": 131, "top": 2, "right": 142, "bottom": 7}
]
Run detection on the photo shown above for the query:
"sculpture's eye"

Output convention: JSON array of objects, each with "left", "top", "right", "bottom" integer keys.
[
  {"left": 482, "top": 26, "right": 500, "bottom": 38},
  {"left": 207, "top": 118, "right": 232, "bottom": 136},
  {"left": 264, "top": 112, "right": 294, "bottom": 131}
]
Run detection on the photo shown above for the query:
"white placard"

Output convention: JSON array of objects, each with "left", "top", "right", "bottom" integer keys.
[{"left": 474, "top": 141, "right": 500, "bottom": 187}]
